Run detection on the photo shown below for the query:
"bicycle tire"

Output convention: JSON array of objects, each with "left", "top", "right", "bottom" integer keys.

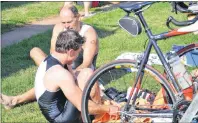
[
  {"left": 163, "top": 43, "right": 198, "bottom": 83},
  {"left": 175, "top": 43, "right": 198, "bottom": 122},
  {"left": 177, "top": 43, "right": 198, "bottom": 80},
  {"left": 81, "top": 59, "right": 176, "bottom": 123}
]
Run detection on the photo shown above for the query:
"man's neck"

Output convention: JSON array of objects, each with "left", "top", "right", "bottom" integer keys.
[
  {"left": 51, "top": 53, "right": 68, "bottom": 66},
  {"left": 76, "top": 22, "right": 82, "bottom": 32}
]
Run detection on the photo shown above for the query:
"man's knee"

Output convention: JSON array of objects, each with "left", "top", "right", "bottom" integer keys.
[
  {"left": 81, "top": 68, "right": 93, "bottom": 75},
  {"left": 30, "top": 47, "right": 41, "bottom": 58},
  {"left": 78, "top": 68, "right": 93, "bottom": 82},
  {"left": 77, "top": 68, "right": 93, "bottom": 90},
  {"left": 30, "top": 47, "right": 47, "bottom": 66}
]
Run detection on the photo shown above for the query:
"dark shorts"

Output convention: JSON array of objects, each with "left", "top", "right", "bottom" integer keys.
[
  {"left": 71, "top": 52, "right": 98, "bottom": 70},
  {"left": 53, "top": 101, "right": 82, "bottom": 123}
]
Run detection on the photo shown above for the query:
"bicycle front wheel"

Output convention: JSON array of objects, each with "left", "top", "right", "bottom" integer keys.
[{"left": 81, "top": 59, "right": 176, "bottom": 123}]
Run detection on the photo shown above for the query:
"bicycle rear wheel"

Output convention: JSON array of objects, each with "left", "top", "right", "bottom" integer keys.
[
  {"left": 164, "top": 43, "right": 198, "bottom": 94},
  {"left": 174, "top": 43, "right": 198, "bottom": 122},
  {"left": 81, "top": 60, "right": 176, "bottom": 123},
  {"left": 176, "top": 43, "right": 198, "bottom": 81}
]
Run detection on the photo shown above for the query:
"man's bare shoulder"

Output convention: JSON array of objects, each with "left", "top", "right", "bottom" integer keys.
[
  {"left": 86, "top": 26, "right": 96, "bottom": 34},
  {"left": 84, "top": 25, "right": 98, "bottom": 38},
  {"left": 45, "top": 65, "right": 72, "bottom": 81}
]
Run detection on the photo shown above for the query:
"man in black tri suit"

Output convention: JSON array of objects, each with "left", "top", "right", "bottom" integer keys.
[
  {"left": 34, "top": 30, "right": 119, "bottom": 122},
  {"left": 1, "top": 5, "right": 99, "bottom": 109}
]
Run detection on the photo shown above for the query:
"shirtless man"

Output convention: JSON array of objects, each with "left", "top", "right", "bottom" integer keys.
[{"left": 1, "top": 5, "right": 99, "bottom": 109}]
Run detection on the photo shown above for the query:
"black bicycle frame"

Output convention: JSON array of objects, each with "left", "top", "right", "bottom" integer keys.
[{"left": 125, "top": 11, "right": 185, "bottom": 110}]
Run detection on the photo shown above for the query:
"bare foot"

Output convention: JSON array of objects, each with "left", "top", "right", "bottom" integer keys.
[{"left": 0, "top": 94, "right": 17, "bottom": 110}]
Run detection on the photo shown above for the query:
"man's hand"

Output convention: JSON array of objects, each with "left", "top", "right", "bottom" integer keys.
[
  {"left": 109, "top": 106, "right": 120, "bottom": 120},
  {"left": 93, "top": 105, "right": 120, "bottom": 123}
]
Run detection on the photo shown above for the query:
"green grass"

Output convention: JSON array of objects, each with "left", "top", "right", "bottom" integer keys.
[
  {"left": 1, "top": 2, "right": 198, "bottom": 122},
  {"left": 1, "top": 2, "right": 84, "bottom": 34}
]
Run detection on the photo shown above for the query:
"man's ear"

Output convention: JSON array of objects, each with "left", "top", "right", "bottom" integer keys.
[
  {"left": 76, "top": 14, "right": 81, "bottom": 21},
  {"left": 68, "top": 49, "right": 75, "bottom": 57}
]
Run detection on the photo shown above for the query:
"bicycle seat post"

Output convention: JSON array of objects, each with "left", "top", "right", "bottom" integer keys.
[{"left": 136, "top": 11, "right": 153, "bottom": 39}]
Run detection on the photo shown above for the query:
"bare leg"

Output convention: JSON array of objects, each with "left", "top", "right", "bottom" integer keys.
[
  {"left": 0, "top": 47, "right": 47, "bottom": 109},
  {"left": 84, "top": 2, "right": 91, "bottom": 16},
  {"left": 30, "top": 47, "right": 47, "bottom": 66},
  {"left": 108, "top": 2, "right": 120, "bottom": 4},
  {"left": 76, "top": 68, "right": 101, "bottom": 104}
]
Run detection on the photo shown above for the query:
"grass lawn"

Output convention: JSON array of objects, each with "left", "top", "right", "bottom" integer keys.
[{"left": 1, "top": 2, "right": 198, "bottom": 122}]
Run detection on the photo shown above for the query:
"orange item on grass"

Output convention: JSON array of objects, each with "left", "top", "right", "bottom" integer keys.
[
  {"left": 183, "top": 86, "right": 193, "bottom": 101},
  {"left": 93, "top": 112, "right": 120, "bottom": 123},
  {"left": 133, "top": 117, "right": 152, "bottom": 123},
  {"left": 152, "top": 88, "right": 168, "bottom": 109},
  {"left": 152, "top": 86, "right": 193, "bottom": 109},
  {"left": 93, "top": 104, "right": 120, "bottom": 123}
]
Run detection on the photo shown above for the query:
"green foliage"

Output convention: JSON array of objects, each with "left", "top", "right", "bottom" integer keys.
[
  {"left": 1, "top": 30, "right": 52, "bottom": 122},
  {"left": 1, "top": 2, "right": 63, "bottom": 33},
  {"left": 1, "top": 2, "right": 197, "bottom": 122}
]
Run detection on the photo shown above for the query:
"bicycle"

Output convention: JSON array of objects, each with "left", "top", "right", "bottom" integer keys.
[
  {"left": 81, "top": 2, "right": 198, "bottom": 123},
  {"left": 180, "top": 92, "right": 198, "bottom": 122}
]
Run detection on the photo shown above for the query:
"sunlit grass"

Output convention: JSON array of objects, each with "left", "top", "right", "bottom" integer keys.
[{"left": 1, "top": 2, "right": 197, "bottom": 122}]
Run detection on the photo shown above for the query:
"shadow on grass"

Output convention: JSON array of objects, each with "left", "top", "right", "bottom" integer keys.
[
  {"left": 93, "top": 2, "right": 120, "bottom": 13},
  {"left": 1, "top": 23, "right": 119, "bottom": 78},
  {"left": 1, "top": 24, "right": 54, "bottom": 48},
  {"left": 1, "top": 21, "right": 27, "bottom": 34},
  {"left": 93, "top": 24, "right": 120, "bottom": 39},
  {"left": 1, "top": 30, "right": 52, "bottom": 78},
  {"left": 1, "top": 1, "right": 36, "bottom": 11}
]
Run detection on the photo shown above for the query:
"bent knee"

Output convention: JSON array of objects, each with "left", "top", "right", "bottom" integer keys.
[
  {"left": 77, "top": 68, "right": 93, "bottom": 90},
  {"left": 81, "top": 68, "right": 93, "bottom": 75},
  {"left": 79, "top": 68, "right": 94, "bottom": 78},
  {"left": 30, "top": 47, "right": 47, "bottom": 66},
  {"left": 30, "top": 47, "right": 41, "bottom": 58}
]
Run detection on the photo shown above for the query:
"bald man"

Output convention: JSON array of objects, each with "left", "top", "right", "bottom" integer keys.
[{"left": 1, "top": 5, "right": 99, "bottom": 110}]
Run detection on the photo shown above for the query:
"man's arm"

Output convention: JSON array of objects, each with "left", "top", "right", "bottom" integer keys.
[
  {"left": 56, "top": 67, "right": 117, "bottom": 115},
  {"left": 75, "top": 27, "right": 99, "bottom": 71},
  {"left": 57, "top": 67, "right": 83, "bottom": 110},
  {"left": 67, "top": 64, "right": 78, "bottom": 79},
  {"left": 50, "top": 24, "right": 63, "bottom": 53}
]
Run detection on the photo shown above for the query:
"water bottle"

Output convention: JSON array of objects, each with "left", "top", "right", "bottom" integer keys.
[{"left": 166, "top": 51, "right": 192, "bottom": 90}]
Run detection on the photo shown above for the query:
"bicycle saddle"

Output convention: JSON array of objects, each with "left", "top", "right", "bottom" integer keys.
[{"left": 120, "top": 2, "right": 155, "bottom": 13}]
